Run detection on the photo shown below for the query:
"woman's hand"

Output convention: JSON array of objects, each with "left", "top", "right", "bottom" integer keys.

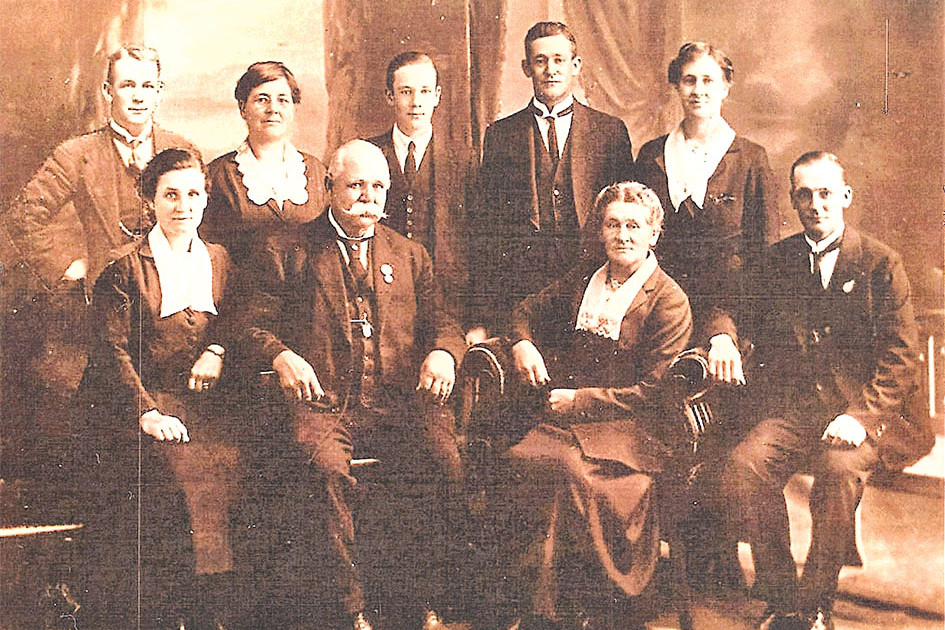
[
  {"left": 189, "top": 351, "right": 223, "bottom": 391},
  {"left": 512, "top": 340, "right": 550, "bottom": 387},
  {"left": 140, "top": 409, "right": 189, "bottom": 443},
  {"left": 273, "top": 349, "right": 325, "bottom": 401},
  {"left": 707, "top": 334, "right": 745, "bottom": 385},
  {"left": 547, "top": 388, "right": 576, "bottom": 414}
]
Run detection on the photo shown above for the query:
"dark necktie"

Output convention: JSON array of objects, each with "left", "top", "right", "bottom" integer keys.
[
  {"left": 809, "top": 238, "right": 841, "bottom": 289},
  {"left": 111, "top": 128, "right": 148, "bottom": 176},
  {"left": 404, "top": 141, "right": 417, "bottom": 189},
  {"left": 338, "top": 235, "right": 372, "bottom": 283},
  {"left": 531, "top": 103, "right": 574, "bottom": 162}
]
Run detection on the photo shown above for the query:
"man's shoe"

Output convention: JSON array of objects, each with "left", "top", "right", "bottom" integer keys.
[
  {"left": 758, "top": 609, "right": 808, "bottom": 630},
  {"left": 352, "top": 611, "right": 374, "bottom": 630},
  {"left": 422, "top": 609, "right": 446, "bottom": 630},
  {"left": 806, "top": 608, "right": 835, "bottom": 630}
]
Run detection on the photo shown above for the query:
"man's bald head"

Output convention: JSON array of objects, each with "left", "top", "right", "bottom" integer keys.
[{"left": 326, "top": 139, "right": 391, "bottom": 237}]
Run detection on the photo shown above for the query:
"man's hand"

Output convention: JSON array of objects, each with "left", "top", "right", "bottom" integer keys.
[
  {"left": 512, "top": 339, "right": 550, "bottom": 387},
  {"left": 547, "top": 388, "right": 576, "bottom": 414},
  {"left": 62, "top": 258, "right": 88, "bottom": 281},
  {"left": 822, "top": 414, "right": 867, "bottom": 448},
  {"left": 707, "top": 334, "right": 745, "bottom": 385},
  {"left": 140, "top": 409, "right": 189, "bottom": 443},
  {"left": 465, "top": 325, "right": 488, "bottom": 347},
  {"left": 189, "top": 351, "right": 223, "bottom": 392},
  {"left": 417, "top": 349, "right": 456, "bottom": 402},
  {"left": 273, "top": 350, "right": 324, "bottom": 401}
]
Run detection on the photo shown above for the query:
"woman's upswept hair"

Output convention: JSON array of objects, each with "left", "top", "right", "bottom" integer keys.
[
  {"left": 139, "top": 147, "right": 206, "bottom": 201},
  {"left": 590, "top": 181, "right": 665, "bottom": 234},
  {"left": 667, "top": 42, "right": 734, "bottom": 85},
  {"left": 234, "top": 61, "right": 301, "bottom": 107}
]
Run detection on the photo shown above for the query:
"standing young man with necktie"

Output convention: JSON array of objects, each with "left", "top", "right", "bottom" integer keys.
[
  {"left": 471, "top": 21, "right": 633, "bottom": 334},
  {"left": 367, "top": 51, "right": 474, "bottom": 329}
]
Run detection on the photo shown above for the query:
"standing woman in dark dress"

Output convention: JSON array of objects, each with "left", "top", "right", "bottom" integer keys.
[
  {"left": 201, "top": 61, "right": 328, "bottom": 265},
  {"left": 634, "top": 42, "right": 779, "bottom": 588},
  {"left": 80, "top": 148, "right": 240, "bottom": 629},
  {"left": 635, "top": 42, "right": 778, "bottom": 382}
]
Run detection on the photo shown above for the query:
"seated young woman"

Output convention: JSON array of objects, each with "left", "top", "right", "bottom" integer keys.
[
  {"left": 500, "top": 181, "right": 693, "bottom": 630},
  {"left": 78, "top": 148, "right": 241, "bottom": 629}
]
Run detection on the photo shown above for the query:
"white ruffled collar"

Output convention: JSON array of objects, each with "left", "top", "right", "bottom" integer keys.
[
  {"left": 234, "top": 140, "right": 309, "bottom": 207},
  {"left": 575, "top": 253, "right": 658, "bottom": 341}
]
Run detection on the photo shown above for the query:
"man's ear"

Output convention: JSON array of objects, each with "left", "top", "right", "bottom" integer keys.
[
  {"left": 102, "top": 81, "right": 113, "bottom": 103},
  {"left": 521, "top": 58, "right": 533, "bottom": 78},
  {"left": 842, "top": 185, "right": 853, "bottom": 209},
  {"left": 385, "top": 89, "right": 394, "bottom": 106}
]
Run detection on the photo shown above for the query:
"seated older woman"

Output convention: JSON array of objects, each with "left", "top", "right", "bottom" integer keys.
[{"left": 503, "top": 182, "right": 692, "bottom": 630}]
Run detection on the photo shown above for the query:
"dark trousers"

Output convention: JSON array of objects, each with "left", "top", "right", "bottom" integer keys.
[
  {"left": 721, "top": 414, "right": 881, "bottom": 614},
  {"left": 280, "top": 393, "right": 463, "bottom": 626}
]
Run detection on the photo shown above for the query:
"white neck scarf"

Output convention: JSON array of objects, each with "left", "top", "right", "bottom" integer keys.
[
  {"left": 147, "top": 225, "right": 218, "bottom": 318},
  {"left": 575, "top": 252, "right": 658, "bottom": 341},
  {"left": 234, "top": 140, "right": 309, "bottom": 208},
  {"left": 664, "top": 119, "right": 735, "bottom": 211}
]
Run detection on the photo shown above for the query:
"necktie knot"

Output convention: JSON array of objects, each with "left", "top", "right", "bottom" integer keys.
[{"left": 532, "top": 103, "right": 573, "bottom": 162}]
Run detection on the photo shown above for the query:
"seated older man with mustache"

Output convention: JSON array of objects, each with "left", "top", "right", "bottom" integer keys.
[{"left": 244, "top": 139, "right": 466, "bottom": 630}]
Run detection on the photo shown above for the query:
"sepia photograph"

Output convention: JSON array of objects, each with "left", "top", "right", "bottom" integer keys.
[{"left": 1, "top": 1, "right": 943, "bottom": 629}]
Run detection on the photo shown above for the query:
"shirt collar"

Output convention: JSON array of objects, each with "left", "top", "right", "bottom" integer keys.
[
  {"left": 328, "top": 208, "right": 376, "bottom": 241},
  {"left": 805, "top": 225, "right": 845, "bottom": 253},
  {"left": 392, "top": 123, "right": 433, "bottom": 154},
  {"left": 109, "top": 119, "right": 153, "bottom": 143},
  {"left": 530, "top": 94, "right": 575, "bottom": 118}
]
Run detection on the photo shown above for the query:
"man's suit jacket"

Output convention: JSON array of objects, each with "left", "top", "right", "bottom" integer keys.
[
  {"left": 246, "top": 213, "right": 466, "bottom": 411},
  {"left": 3, "top": 125, "right": 196, "bottom": 296},
  {"left": 634, "top": 134, "right": 778, "bottom": 345},
  {"left": 750, "top": 227, "right": 932, "bottom": 469},
  {"left": 509, "top": 262, "right": 692, "bottom": 474},
  {"left": 472, "top": 101, "right": 634, "bottom": 328},
  {"left": 366, "top": 128, "right": 474, "bottom": 321}
]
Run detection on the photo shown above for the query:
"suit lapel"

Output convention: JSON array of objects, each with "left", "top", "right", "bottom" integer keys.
[
  {"left": 371, "top": 228, "right": 396, "bottom": 341},
  {"left": 309, "top": 219, "right": 353, "bottom": 347},
  {"left": 569, "top": 102, "right": 590, "bottom": 227},
  {"left": 83, "top": 130, "right": 123, "bottom": 246},
  {"left": 829, "top": 227, "right": 863, "bottom": 293},
  {"left": 512, "top": 108, "right": 541, "bottom": 230}
]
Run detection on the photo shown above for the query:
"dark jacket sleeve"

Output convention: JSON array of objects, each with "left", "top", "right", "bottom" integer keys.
[
  {"left": 844, "top": 250, "right": 919, "bottom": 437},
  {"left": 89, "top": 257, "right": 159, "bottom": 415}
]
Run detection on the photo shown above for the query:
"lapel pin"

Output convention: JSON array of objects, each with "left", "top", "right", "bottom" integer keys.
[
  {"left": 380, "top": 263, "right": 394, "bottom": 284},
  {"left": 842, "top": 279, "right": 856, "bottom": 293}
]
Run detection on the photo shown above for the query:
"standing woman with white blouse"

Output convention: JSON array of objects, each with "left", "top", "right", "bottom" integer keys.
[
  {"left": 201, "top": 61, "right": 328, "bottom": 266},
  {"left": 634, "top": 41, "right": 779, "bottom": 589}
]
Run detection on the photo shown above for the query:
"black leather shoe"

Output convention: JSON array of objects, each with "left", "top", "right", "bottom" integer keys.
[{"left": 805, "top": 608, "right": 835, "bottom": 630}]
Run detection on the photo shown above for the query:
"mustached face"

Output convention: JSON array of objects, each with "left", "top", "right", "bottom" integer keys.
[{"left": 329, "top": 146, "right": 391, "bottom": 236}]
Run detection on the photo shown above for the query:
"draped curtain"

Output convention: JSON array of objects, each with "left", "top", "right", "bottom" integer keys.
[{"left": 563, "top": 0, "right": 682, "bottom": 151}]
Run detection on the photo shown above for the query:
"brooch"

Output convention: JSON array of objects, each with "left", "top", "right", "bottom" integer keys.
[{"left": 380, "top": 263, "right": 394, "bottom": 284}]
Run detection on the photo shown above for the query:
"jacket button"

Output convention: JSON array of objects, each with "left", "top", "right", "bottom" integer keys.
[{"left": 815, "top": 383, "right": 824, "bottom": 392}]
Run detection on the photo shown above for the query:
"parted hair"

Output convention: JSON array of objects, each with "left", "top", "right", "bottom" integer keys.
[
  {"left": 790, "top": 151, "right": 846, "bottom": 187},
  {"left": 667, "top": 42, "right": 734, "bottom": 85},
  {"left": 385, "top": 51, "right": 438, "bottom": 92},
  {"left": 139, "top": 148, "right": 207, "bottom": 201},
  {"left": 234, "top": 61, "right": 301, "bottom": 107},
  {"left": 106, "top": 45, "right": 161, "bottom": 84},
  {"left": 590, "top": 181, "right": 665, "bottom": 235},
  {"left": 524, "top": 21, "right": 578, "bottom": 59}
]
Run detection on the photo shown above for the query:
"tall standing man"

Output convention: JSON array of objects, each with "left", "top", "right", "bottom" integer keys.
[
  {"left": 367, "top": 51, "right": 473, "bottom": 326},
  {"left": 471, "top": 21, "right": 633, "bottom": 333},
  {"left": 722, "top": 152, "right": 933, "bottom": 630},
  {"left": 245, "top": 140, "right": 466, "bottom": 630}
]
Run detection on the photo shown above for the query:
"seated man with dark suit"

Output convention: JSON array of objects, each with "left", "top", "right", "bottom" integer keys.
[
  {"left": 245, "top": 139, "right": 466, "bottom": 630},
  {"left": 722, "top": 152, "right": 933, "bottom": 630}
]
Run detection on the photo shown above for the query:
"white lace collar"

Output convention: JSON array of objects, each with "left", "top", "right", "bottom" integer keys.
[
  {"left": 234, "top": 140, "right": 309, "bottom": 207},
  {"left": 575, "top": 253, "right": 658, "bottom": 341}
]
